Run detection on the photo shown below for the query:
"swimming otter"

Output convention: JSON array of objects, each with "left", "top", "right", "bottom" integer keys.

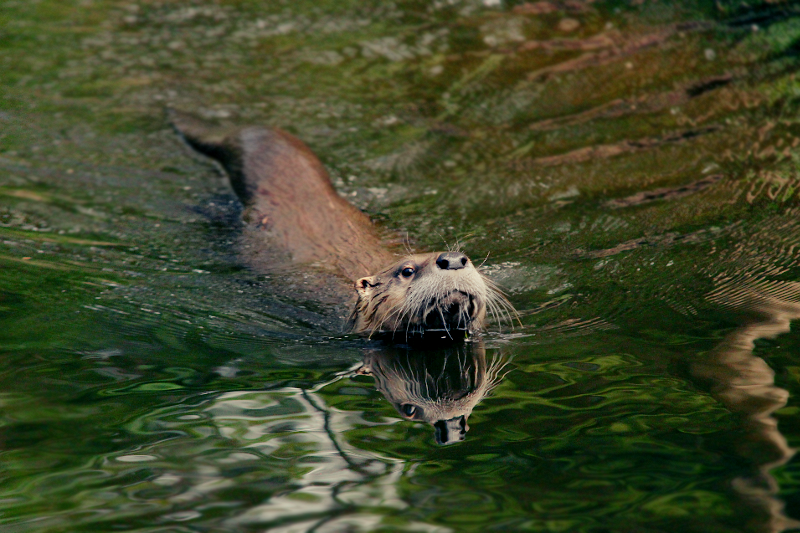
[{"left": 169, "top": 111, "right": 512, "bottom": 337}]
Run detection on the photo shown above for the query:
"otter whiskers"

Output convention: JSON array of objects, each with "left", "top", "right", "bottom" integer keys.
[{"left": 352, "top": 254, "right": 518, "bottom": 340}]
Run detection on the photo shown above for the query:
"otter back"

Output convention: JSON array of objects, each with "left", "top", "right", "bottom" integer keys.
[{"left": 169, "top": 111, "right": 394, "bottom": 281}]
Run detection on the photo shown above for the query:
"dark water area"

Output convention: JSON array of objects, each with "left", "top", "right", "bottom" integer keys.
[{"left": 4, "top": 0, "right": 800, "bottom": 531}]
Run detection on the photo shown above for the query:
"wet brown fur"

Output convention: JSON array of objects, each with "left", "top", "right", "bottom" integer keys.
[{"left": 169, "top": 110, "right": 393, "bottom": 281}]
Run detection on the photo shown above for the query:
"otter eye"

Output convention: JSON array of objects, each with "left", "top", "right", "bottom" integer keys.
[
  {"left": 400, "top": 267, "right": 415, "bottom": 278},
  {"left": 401, "top": 404, "right": 417, "bottom": 417}
]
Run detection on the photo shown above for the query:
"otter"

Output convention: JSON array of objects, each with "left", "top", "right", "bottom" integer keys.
[{"left": 169, "top": 111, "right": 513, "bottom": 338}]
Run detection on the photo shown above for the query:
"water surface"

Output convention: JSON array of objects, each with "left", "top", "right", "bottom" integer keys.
[{"left": 3, "top": 0, "right": 800, "bottom": 531}]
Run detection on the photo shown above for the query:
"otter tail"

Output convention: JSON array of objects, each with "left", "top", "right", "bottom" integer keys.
[
  {"left": 167, "top": 109, "right": 251, "bottom": 203},
  {"left": 167, "top": 109, "right": 233, "bottom": 159}
]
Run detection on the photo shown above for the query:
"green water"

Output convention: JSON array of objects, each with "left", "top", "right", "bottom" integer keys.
[{"left": 4, "top": 0, "right": 800, "bottom": 531}]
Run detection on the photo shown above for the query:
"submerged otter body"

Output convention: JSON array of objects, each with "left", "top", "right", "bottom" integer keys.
[
  {"left": 170, "top": 111, "right": 510, "bottom": 337},
  {"left": 169, "top": 111, "right": 393, "bottom": 281}
]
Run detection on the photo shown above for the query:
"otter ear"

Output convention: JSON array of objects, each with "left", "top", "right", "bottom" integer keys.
[{"left": 355, "top": 276, "right": 378, "bottom": 297}]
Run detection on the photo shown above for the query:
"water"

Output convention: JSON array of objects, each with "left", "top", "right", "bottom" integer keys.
[{"left": 3, "top": 0, "right": 800, "bottom": 531}]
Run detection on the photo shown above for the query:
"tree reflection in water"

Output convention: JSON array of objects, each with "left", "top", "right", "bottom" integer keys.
[
  {"left": 202, "top": 341, "right": 509, "bottom": 530},
  {"left": 692, "top": 281, "right": 800, "bottom": 533}
]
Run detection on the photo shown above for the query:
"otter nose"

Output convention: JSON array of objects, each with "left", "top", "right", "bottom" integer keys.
[{"left": 436, "top": 251, "right": 468, "bottom": 270}]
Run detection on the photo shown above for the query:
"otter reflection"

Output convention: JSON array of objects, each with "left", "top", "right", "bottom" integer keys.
[
  {"left": 358, "top": 341, "right": 508, "bottom": 445},
  {"left": 692, "top": 281, "right": 800, "bottom": 532}
]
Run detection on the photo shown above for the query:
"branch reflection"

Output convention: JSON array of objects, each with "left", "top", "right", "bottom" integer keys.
[{"left": 692, "top": 282, "right": 800, "bottom": 532}]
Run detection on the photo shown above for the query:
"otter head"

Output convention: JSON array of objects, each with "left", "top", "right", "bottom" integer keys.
[{"left": 348, "top": 251, "right": 506, "bottom": 338}]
